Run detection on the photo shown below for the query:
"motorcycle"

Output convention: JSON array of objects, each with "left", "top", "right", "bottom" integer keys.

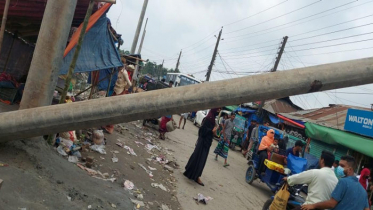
[{"left": 262, "top": 184, "right": 307, "bottom": 210}]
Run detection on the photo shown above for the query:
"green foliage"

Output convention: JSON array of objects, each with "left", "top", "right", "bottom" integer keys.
[{"left": 141, "top": 61, "right": 180, "bottom": 79}]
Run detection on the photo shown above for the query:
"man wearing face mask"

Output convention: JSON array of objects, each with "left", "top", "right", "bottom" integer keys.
[{"left": 301, "top": 155, "right": 370, "bottom": 210}]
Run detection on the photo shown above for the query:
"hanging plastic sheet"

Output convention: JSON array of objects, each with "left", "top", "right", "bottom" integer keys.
[{"left": 60, "top": 9, "right": 122, "bottom": 75}]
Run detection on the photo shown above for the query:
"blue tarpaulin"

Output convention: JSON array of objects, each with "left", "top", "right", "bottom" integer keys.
[
  {"left": 59, "top": 14, "right": 122, "bottom": 75},
  {"left": 87, "top": 68, "right": 118, "bottom": 93},
  {"left": 234, "top": 107, "right": 256, "bottom": 114}
]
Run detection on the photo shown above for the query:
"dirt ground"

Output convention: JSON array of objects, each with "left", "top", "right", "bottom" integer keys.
[
  {"left": 0, "top": 112, "right": 271, "bottom": 210},
  {"left": 159, "top": 115, "right": 273, "bottom": 210}
]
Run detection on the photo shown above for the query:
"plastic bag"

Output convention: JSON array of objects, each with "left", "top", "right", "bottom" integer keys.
[
  {"left": 287, "top": 154, "right": 307, "bottom": 174},
  {"left": 269, "top": 183, "right": 290, "bottom": 210}
]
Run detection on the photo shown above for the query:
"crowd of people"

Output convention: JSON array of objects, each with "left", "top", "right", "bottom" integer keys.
[{"left": 178, "top": 108, "right": 372, "bottom": 210}]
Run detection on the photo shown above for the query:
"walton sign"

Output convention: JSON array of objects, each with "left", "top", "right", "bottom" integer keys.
[{"left": 344, "top": 108, "right": 373, "bottom": 138}]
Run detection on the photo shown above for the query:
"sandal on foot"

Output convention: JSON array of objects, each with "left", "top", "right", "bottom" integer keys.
[{"left": 223, "top": 163, "right": 230, "bottom": 167}]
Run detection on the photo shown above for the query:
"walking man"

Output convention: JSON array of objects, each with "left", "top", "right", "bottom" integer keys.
[
  {"left": 214, "top": 112, "right": 236, "bottom": 167},
  {"left": 178, "top": 113, "right": 189, "bottom": 129},
  {"left": 301, "top": 155, "right": 370, "bottom": 210}
]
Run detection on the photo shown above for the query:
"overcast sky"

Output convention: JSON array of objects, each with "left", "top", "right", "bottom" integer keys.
[{"left": 107, "top": 0, "right": 373, "bottom": 110}]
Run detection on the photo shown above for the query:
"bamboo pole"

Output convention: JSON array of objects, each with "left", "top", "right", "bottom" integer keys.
[{"left": 59, "top": 0, "right": 95, "bottom": 104}]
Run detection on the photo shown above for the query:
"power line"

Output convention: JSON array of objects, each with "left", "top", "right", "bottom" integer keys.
[
  {"left": 325, "top": 91, "right": 373, "bottom": 95},
  {"left": 290, "top": 32, "right": 373, "bottom": 48},
  {"left": 290, "top": 23, "right": 373, "bottom": 42},
  {"left": 223, "top": 0, "right": 289, "bottom": 27},
  {"left": 225, "top": 0, "right": 323, "bottom": 34},
  {"left": 285, "top": 46, "right": 373, "bottom": 57},
  {"left": 223, "top": 1, "right": 371, "bottom": 42},
  {"left": 288, "top": 38, "right": 373, "bottom": 52}
]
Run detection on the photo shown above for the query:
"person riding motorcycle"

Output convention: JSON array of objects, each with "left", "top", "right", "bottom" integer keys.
[{"left": 283, "top": 151, "right": 338, "bottom": 210}]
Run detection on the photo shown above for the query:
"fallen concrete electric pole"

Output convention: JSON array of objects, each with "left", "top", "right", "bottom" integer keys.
[{"left": 0, "top": 57, "right": 373, "bottom": 141}]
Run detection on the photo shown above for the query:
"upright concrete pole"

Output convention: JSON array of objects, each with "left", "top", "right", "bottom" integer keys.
[
  {"left": 130, "top": 0, "right": 148, "bottom": 54},
  {"left": 158, "top": 59, "right": 164, "bottom": 80},
  {"left": 175, "top": 50, "right": 182, "bottom": 72},
  {"left": 1, "top": 57, "right": 373, "bottom": 141},
  {"left": 137, "top": 18, "right": 148, "bottom": 54},
  {"left": 206, "top": 27, "right": 223, "bottom": 81},
  {"left": 20, "top": 0, "right": 78, "bottom": 109},
  {"left": 0, "top": 0, "right": 11, "bottom": 55},
  {"left": 257, "top": 36, "right": 288, "bottom": 113}
]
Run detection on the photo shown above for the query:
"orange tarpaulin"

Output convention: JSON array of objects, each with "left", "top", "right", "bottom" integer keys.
[{"left": 63, "top": 3, "right": 112, "bottom": 57}]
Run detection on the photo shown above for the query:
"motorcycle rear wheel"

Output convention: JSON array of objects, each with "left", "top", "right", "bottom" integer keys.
[{"left": 262, "top": 198, "right": 272, "bottom": 210}]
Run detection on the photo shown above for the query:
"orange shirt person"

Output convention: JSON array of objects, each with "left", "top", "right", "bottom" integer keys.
[{"left": 257, "top": 129, "right": 275, "bottom": 174}]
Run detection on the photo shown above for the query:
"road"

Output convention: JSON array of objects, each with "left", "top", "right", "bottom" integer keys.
[{"left": 159, "top": 115, "right": 273, "bottom": 210}]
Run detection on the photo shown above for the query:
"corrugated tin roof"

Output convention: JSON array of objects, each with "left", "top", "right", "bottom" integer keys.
[
  {"left": 0, "top": 0, "right": 98, "bottom": 43},
  {"left": 263, "top": 97, "right": 302, "bottom": 114},
  {"left": 279, "top": 104, "right": 371, "bottom": 131}
]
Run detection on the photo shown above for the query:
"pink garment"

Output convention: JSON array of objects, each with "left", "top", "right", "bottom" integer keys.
[{"left": 359, "top": 168, "right": 370, "bottom": 190}]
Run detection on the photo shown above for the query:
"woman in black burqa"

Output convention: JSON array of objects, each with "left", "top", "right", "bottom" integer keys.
[{"left": 183, "top": 108, "right": 220, "bottom": 186}]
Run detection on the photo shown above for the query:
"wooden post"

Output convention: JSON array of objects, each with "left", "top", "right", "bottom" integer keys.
[
  {"left": 0, "top": 0, "right": 11, "bottom": 55},
  {"left": 106, "top": 68, "right": 115, "bottom": 97},
  {"left": 2, "top": 32, "right": 16, "bottom": 72}
]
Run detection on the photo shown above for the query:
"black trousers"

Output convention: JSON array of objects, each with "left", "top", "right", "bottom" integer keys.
[{"left": 258, "top": 150, "right": 268, "bottom": 173}]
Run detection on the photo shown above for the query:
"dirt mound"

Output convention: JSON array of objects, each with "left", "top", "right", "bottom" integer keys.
[{"left": 0, "top": 137, "right": 131, "bottom": 209}]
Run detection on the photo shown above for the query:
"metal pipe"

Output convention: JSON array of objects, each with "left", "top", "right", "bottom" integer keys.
[
  {"left": 0, "top": 0, "right": 11, "bottom": 55},
  {"left": 2, "top": 57, "right": 373, "bottom": 141},
  {"left": 19, "top": 0, "right": 78, "bottom": 109}
]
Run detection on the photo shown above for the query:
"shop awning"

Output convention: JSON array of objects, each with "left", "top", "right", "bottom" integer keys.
[{"left": 305, "top": 122, "right": 373, "bottom": 158}]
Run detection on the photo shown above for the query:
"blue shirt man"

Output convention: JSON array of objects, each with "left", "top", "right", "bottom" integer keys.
[
  {"left": 330, "top": 176, "right": 369, "bottom": 210},
  {"left": 301, "top": 155, "right": 370, "bottom": 210},
  {"left": 285, "top": 140, "right": 304, "bottom": 157}
]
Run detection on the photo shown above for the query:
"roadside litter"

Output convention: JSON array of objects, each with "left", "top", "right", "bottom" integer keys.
[
  {"left": 130, "top": 198, "right": 145, "bottom": 207},
  {"left": 193, "top": 193, "right": 213, "bottom": 205},
  {"left": 148, "top": 166, "right": 157, "bottom": 171},
  {"left": 90, "top": 144, "right": 106, "bottom": 154},
  {"left": 161, "top": 204, "right": 171, "bottom": 210},
  {"left": 138, "top": 163, "right": 153, "bottom": 177},
  {"left": 124, "top": 180, "right": 135, "bottom": 190},
  {"left": 111, "top": 155, "right": 118, "bottom": 163},
  {"left": 68, "top": 156, "right": 78, "bottom": 163},
  {"left": 124, "top": 146, "right": 137, "bottom": 156},
  {"left": 151, "top": 183, "right": 168, "bottom": 192}
]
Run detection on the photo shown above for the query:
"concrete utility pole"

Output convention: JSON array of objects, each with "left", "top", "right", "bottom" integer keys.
[
  {"left": 257, "top": 36, "right": 288, "bottom": 114},
  {"left": 20, "top": 0, "right": 78, "bottom": 109},
  {"left": 137, "top": 18, "right": 148, "bottom": 54},
  {"left": 158, "top": 59, "right": 164, "bottom": 80},
  {"left": 1, "top": 57, "right": 373, "bottom": 141},
  {"left": 206, "top": 27, "right": 223, "bottom": 81},
  {"left": 175, "top": 50, "right": 182, "bottom": 72},
  {"left": 0, "top": 0, "right": 11, "bottom": 55},
  {"left": 130, "top": 0, "right": 148, "bottom": 54}
]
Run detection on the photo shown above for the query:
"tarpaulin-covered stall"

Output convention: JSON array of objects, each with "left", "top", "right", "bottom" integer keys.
[{"left": 59, "top": 3, "right": 122, "bottom": 92}]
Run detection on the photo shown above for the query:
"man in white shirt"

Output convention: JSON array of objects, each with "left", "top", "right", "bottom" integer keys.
[{"left": 283, "top": 151, "right": 338, "bottom": 210}]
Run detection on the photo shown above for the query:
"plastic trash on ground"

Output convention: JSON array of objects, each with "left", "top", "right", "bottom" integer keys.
[
  {"left": 124, "top": 180, "right": 134, "bottom": 190},
  {"left": 90, "top": 144, "right": 106, "bottom": 154},
  {"left": 193, "top": 193, "right": 213, "bottom": 204}
]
